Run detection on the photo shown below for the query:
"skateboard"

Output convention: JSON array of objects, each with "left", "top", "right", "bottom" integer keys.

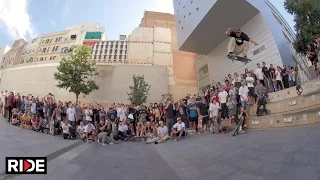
[
  {"left": 198, "top": 115, "right": 208, "bottom": 133},
  {"left": 228, "top": 54, "right": 251, "bottom": 65},
  {"left": 232, "top": 117, "right": 244, "bottom": 136},
  {"left": 49, "top": 119, "right": 55, "bottom": 136}
]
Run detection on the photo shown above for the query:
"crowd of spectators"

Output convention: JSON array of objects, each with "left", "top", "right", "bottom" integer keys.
[{"left": 307, "top": 34, "right": 320, "bottom": 76}]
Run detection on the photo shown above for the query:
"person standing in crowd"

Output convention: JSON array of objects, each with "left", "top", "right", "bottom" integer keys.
[
  {"left": 66, "top": 103, "right": 76, "bottom": 129},
  {"left": 275, "top": 66, "right": 284, "bottom": 91},
  {"left": 281, "top": 65, "right": 289, "bottom": 89},
  {"left": 197, "top": 97, "right": 209, "bottom": 133},
  {"left": 6, "top": 92, "right": 14, "bottom": 121},
  {"left": 188, "top": 97, "right": 198, "bottom": 130},
  {"left": 239, "top": 81, "right": 249, "bottom": 117},
  {"left": 246, "top": 72, "right": 255, "bottom": 106},
  {"left": 255, "top": 63, "right": 265, "bottom": 86},
  {"left": 269, "top": 64, "right": 277, "bottom": 92},
  {"left": 209, "top": 98, "right": 220, "bottom": 133},
  {"left": 177, "top": 100, "right": 188, "bottom": 128},
  {"left": 165, "top": 99, "right": 175, "bottom": 135},
  {"left": 218, "top": 86, "right": 228, "bottom": 120},
  {"left": 262, "top": 62, "right": 270, "bottom": 92}
]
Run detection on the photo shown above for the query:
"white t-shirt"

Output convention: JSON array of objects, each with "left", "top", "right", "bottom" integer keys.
[
  {"left": 118, "top": 123, "right": 128, "bottom": 132},
  {"left": 209, "top": 102, "right": 220, "bottom": 117},
  {"left": 77, "top": 125, "right": 86, "bottom": 134},
  {"left": 276, "top": 69, "right": 282, "bottom": 81},
  {"left": 66, "top": 107, "right": 76, "bottom": 121},
  {"left": 85, "top": 109, "right": 93, "bottom": 121},
  {"left": 255, "top": 68, "right": 264, "bottom": 80},
  {"left": 218, "top": 91, "right": 228, "bottom": 103},
  {"left": 172, "top": 122, "right": 185, "bottom": 131},
  {"left": 84, "top": 124, "right": 95, "bottom": 133},
  {"left": 62, "top": 123, "right": 71, "bottom": 134},
  {"left": 239, "top": 85, "right": 249, "bottom": 101},
  {"left": 246, "top": 76, "right": 254, "bottom": 87}
]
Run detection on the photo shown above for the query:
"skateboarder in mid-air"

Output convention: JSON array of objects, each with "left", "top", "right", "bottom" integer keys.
[{"left": 225, "top": 27, "right": 259, "bottom": 59}]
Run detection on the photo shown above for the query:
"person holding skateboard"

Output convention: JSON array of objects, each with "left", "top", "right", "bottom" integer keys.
[{"left": 226, "top": 27, "right": 259, "bottom": 59}]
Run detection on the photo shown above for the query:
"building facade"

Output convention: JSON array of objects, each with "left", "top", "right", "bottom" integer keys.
[
  {"left": 0, "top": 45, "right": 10, "bottom": 68},
  {"left": 173, "top": 0, "right": 308, "bottom": 93},
  {"left": 0, "top": 11, "right": 198, "bottom": 103}
]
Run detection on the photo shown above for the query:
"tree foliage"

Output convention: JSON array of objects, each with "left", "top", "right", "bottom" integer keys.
[
  {"left": 127, "top": 75, "right": 151, "bottom": 105},
  {"left": 54, "top": 45, "right": 99, "bottom": 101},
  {"left": 284, "top": 0, "right": 320, "bottom": 54}
]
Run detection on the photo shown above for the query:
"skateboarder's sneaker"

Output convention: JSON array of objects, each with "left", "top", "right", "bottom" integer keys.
[
  {"left": 239, "top": 130, "right": 245, "bottom": 134},
  {"left": 227, "top": 52, "right": 234, "bottom": 59}
]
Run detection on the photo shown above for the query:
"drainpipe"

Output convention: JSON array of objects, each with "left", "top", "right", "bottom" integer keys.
[{"left": 195, "top": 57, "right": 200, "bottom": 95}]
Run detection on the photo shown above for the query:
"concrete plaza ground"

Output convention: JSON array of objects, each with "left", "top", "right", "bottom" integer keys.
[{"left": 0, "top": 118, "right": 319, "bottom": 180}]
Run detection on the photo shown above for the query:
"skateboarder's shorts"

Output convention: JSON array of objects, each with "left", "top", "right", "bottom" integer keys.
[
  {"left": 189, "top": 117, "right": 198, "bottom": 122},
  {"left": 173, "top": 128, "right": 185, "bottom": 136},
  {"left": 202, "top": 116, "right": 209, "bottom": 124}
]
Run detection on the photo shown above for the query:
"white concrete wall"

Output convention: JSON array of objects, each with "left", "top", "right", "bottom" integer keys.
[
  {"left": 0, "top": 64, "right": 168, "bottom": 104},
  {"left": 198, "top": 12, "right": 283, "bottom": 83},
  {"left": 0, "top": 45, "right": 11, "bottom": 68}
]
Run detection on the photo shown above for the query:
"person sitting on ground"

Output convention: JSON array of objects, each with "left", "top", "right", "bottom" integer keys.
[
  {"left": 226, "top": 27, "right": 258, "bottom": 59},
  {"left": 170, "top": 117, "right": 186, "bottom": 141},
  {"left": 97, "top": 120, "right": 117, "bottom": 145},
  {"left": 11, "top": 111, "right": 22, "bottom": 126},
  {"left": 136, "top": 122, "right": 145, "bottom": 137},
  {"left": 61, "top": 119, "right": 72, "bottom": 139},
  {"left": 117, "top": 119, "right": 130, "bottom": 140},
  {"left": 144, "top": 121, "right": 154, "bottom": 138},
  {"left": 146, "top": 120, "right": 169, "bottom": 144},
  {"left": 31, "top": 114, "right": 40, "bottom": 131},
  {"left": 84, "top": 121, "right": 96, "bottom": 143},
  {"left": 10, "top": 108, "right": 18, "bottom": 125},
  {"left": 77, "top": 121, "right": 86, "bottom": 140}
]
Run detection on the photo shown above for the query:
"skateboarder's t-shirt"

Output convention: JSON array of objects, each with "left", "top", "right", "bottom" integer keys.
[{"left": 229, "top": 31, "right": 250, "bottom": 46}]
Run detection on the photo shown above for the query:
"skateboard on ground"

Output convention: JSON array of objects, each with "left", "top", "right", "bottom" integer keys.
[
  {"left": 228, "top": 54, "right": 252, "bottom": 65},
  {"left": 232, "top": 117, "right": 244, "bottom": 136}
]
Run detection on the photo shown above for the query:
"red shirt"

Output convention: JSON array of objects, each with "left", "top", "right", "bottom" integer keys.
[{"left": 6, "top": 95, "right": 14, "bottom": 107}]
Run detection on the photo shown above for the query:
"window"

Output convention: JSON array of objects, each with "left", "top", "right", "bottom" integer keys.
[
  {"left": 55, "top": 38, "right": 58, "bottom": 42},
  {"left": 114, "top": 55, "right": 117, "bottom": 59},
  {"left": 196, "top": 7, "right": 199, "bottom": 11},
  {"left": 109, "top": 55, "right": 112, "bottom": 59},
  {"left": 119, "top": 55, "right": 122, "bottom": 59},
  {"left": 40, "top": 57, "right": 44, "bottom": 61},
  {"left": 189, "top": 12, "right": 191, "bottom": 16},
  {"left": 184, "top": 15, "right": 185, "bottom": 18},
  {"left": 47, "top": 47, "right": 50, "bottom": 52},
  {"left": 42, "top": 48, "right": 47, "bottom": 53},
  {"left": 49, "top": 57, "right": 52, "bottom": 60},
  {"left": 46, "top": 39, "right": 49, "bottom": 44},
  {"left": 55, "top": 46, "right": 59, "bottom": 51},
  {"left": 95, "top": 50, "right": 98, "bottom": 54},
  {"left": 50, "top": 39, "right": 52, "bottom": 43},
  {"left": 191, "top": 0, "right": 193, "bottom": 3},
  {"left": 94, "top": 55, "right": 97, "bottom": 59},
  {"left": 58, "top": 37, "right": 62, "bottom": 42},
  {"left": 52, "top": 46, "right": 55, "bottom": 52},
  {"left": 70, "top": 35, "right": 77, "bottom": 39},
  {"left": 182, "top": 27, "right": 184, "bottom": 30},
  {"left": 124, "top": 55, "right": 126, "bottom": 59},
  {"left": 53, "top": 56, "right": 56, "bottom": 60},
  {"left": 39, "top": 48, "right": 42, "bottom": 52},
  {"left": 45, "top": 57, "right": 47, "bottom": 60},
  {"left": 183, "top": 6, "right": 185, "bottom": 8},
  {"left": 99, "top": 55, "right": 101, "bottom": 59},
  {"left": 179, "top": 21, "right": 180, "bottom": 24},
  {"left": 29, "top": 57, "right": 33, "bottom": 62},
  {"left": 104, "top": 55, "right": 107, "bottom": 59}
]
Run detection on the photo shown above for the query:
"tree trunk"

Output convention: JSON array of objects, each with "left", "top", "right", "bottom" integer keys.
[{"left": 76, "top": 94, "right": 79, "bottom": 103}]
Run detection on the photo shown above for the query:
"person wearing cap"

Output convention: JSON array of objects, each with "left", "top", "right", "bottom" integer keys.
[
  {"left": 225, "top": 27, "right": 258, "bottom": 59},
  {"left": 170, "top": 117, "right": 186, "bottom": 141}
]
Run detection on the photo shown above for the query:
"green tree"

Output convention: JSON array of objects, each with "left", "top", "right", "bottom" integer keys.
[
  {"left": 127, "top": 75, "right": 151, "bottom": 105},
  {"left": 284, "top": 0, "right": 320, "bottom": 54},
  {"left": 54, "top": 45, "right": 99, "bottom": 102}
]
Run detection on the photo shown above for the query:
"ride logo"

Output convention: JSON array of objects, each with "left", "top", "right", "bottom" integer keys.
[{"left": 5, "top": 157, "right": 47, "bottom": 174}]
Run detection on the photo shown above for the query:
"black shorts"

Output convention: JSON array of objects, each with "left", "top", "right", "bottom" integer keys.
[
  {"left": 202, "top": 116, "right": 209, "bottom": 124},
  {"left": 189, "top": 117, "right": 198, "bottom": 122},
  {"left": 248, "top": 87, "right": 254, "bottom": 97}
]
